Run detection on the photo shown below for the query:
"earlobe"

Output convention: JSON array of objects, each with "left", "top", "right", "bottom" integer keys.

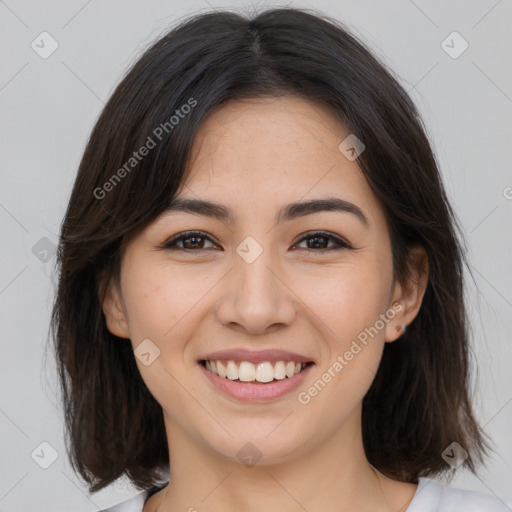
[
  {"left": 385, "top": 245, "right": 429, "bottom": 343},
  {"left": 101, "top": 276, "right": 130, "bottom": 339}
]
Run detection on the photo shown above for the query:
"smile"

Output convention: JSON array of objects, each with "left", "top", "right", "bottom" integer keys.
[{"left": 200, "top": 359, "right": 311, "bottom": 383}]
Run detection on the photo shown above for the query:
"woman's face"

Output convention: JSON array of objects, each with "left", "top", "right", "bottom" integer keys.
[{"left": 103, "top": 95, "right": 425, "bottom": 466}]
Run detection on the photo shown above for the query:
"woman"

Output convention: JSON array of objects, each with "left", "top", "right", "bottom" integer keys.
[{"left": 50, "top": 7, "right": 511, "bottom": 512}]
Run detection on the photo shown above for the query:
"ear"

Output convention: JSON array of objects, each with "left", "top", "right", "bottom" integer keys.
[
  {"left": 385, "top": 244, "right": 429, "bottom": 342},
  {"left": 101, "top": 275, "right": 131, "bottom": 339}
]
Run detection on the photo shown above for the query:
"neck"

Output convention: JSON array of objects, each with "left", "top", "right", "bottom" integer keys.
[{"left": 149, "top": 407, "right": 417, "bottom": 512}]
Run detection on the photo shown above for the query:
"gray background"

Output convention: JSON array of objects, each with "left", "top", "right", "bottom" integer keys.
[{"left": 1, "top": 0, "right": 511, "bottom": 510}]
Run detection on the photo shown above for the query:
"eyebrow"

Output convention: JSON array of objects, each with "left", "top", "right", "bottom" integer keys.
[{"left": 164, "top": 196, "right": 369, "bottom": 227}]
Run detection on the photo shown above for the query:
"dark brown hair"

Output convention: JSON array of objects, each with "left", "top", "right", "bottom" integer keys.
[{"left": 48, "top": 6, "right": 491, "bottom": 493}]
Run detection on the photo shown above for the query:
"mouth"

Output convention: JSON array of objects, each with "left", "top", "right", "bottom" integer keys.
[
  {"left": 199, "top": 359, "right": 314, "bottom": 384},
  {"left": 197, "top": 348, "right": 316, "bottom": 401}
]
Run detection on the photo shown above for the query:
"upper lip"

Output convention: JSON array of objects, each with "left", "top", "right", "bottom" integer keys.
[{"left": 198, "top": 349, "right": 314, "bottom": 365}]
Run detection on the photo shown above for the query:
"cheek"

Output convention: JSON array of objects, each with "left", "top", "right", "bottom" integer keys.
[
  {"left": 122, "top": 260, "right": 203, "bottom": 340},
  {"left": 120, "top": 265, "right": 202, "bottom": 413},
  {"left": 295, "top": 267, "right": 389, "bottom": 423},
  {"left": 120, "top": 260, "right": 221, "bottom": 382},
  {"left": 290, "top": 259, "right": 391, "bottom": 344}
]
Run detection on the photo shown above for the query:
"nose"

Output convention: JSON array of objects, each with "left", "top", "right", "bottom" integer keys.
[{"left": 215, "top": 245, "right": 297, "bottom": 335}]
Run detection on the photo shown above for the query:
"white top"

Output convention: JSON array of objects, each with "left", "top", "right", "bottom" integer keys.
[{"left": 101, "top": 476, "right": 512, "bottom": 511}]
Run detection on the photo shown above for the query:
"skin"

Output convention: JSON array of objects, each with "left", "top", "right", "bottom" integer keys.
[{"left": 102, "top": 95, "right": 429, "bottom": 512}]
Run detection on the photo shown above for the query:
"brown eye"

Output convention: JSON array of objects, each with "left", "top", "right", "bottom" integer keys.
[
  {"left": 293, "top": 232, "right": 352, "bottom": 251},
  {"left": 160, "top": 230, "right": 352, "bottom": 252},
  {"left": 162, "top": 231, "right": 217, "bottom": 251}
]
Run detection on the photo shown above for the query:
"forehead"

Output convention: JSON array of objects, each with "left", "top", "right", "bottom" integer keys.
[
  {"left": 188, "top": 95, "right": 350, "bottom": 173},
  {"left": 179, "top": 95, "right": 383, "bottom": 226}
]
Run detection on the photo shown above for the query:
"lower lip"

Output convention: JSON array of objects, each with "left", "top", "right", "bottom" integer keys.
[{"left": 199, "top": 363, "right": 314, "bottom": 403}]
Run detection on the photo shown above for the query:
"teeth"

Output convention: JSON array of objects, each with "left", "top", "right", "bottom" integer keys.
[
  {"left": 255, "top": 362, "right": 274, "bottom": 383},
  {"left": 239, "top": 361, "right": 256, "bottom": 382},
  {"left": 286, "top": 361, "right": 296, "bottom": 378},
  {"left": 226, "top": 360, "right": 238, "bottom": 380},
  {"left": 274, "top": 361, "right": 286, "bottom": 380},
  {"left": 217, "top": 361, "right": 227, "bottom": 378},
  {"left": 203, "top": 359, "right": 307, "bottom": 382}
]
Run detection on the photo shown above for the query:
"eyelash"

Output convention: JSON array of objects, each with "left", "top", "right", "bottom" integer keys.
[{"left": 161, "top": 230, "right": 353, "bottom": 252}]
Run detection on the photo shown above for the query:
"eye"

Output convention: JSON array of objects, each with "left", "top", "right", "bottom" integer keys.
[
  {"left": 161, "top": 231, "right": 218, "bottom": 251},
  {"left": 160, "top": 230, "right": 352, "bottom": 252},
  {"left": 293, "top": 231, "right": 352, "bottom": 252}
]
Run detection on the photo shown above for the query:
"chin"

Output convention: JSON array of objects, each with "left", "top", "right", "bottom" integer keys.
[{"left": 205, "top": 428, "right": 310, "bottom": 467}]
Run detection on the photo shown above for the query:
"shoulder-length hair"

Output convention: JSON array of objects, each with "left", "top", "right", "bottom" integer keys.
[{"left": 49, "top": 6, "right": 490, "bottom": 493}]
